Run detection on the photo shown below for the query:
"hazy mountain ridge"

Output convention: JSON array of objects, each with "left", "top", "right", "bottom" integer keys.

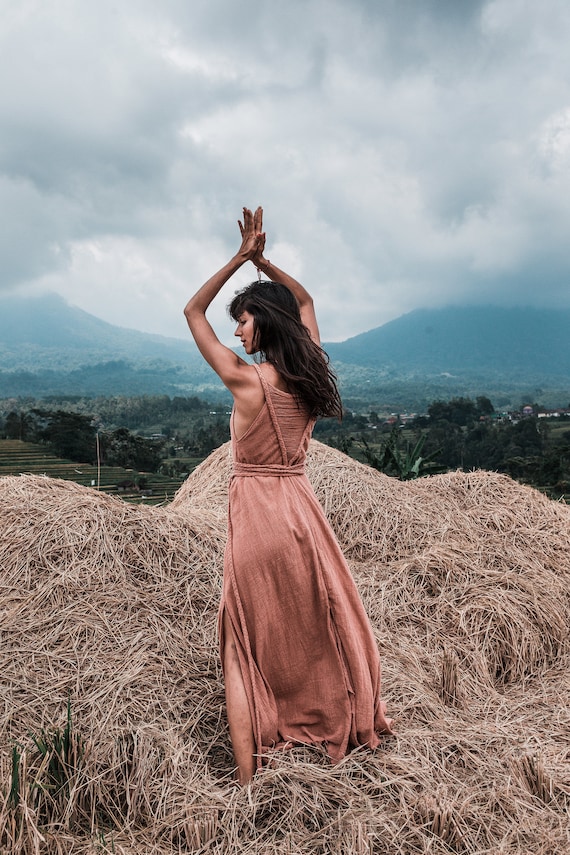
[
  {"left": 1, "top": 294, "right": 569, "bottom": 404},
  {"left": 0, "top": 293, "right": 202, "bottom": 370},
  {"left": 325, "top": 306, "right": 570, "bottom": 377}
]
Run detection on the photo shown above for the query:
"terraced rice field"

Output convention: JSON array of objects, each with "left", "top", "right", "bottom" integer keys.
[{"left": 0, "top": 439, "right": 186, "bottom": 504}]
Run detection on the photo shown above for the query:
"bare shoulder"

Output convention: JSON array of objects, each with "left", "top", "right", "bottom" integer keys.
[
  {"left": 231, "top": 363, "right": 266, "bottom": 432},
  {"left": 257, "top": 361, "right": 291, "bottom": 393},
  {"left": 230, "top": 362, "right": 265, "bottom": 402},
  {"left": 212, "top": 353, "right": 259, "bottom": 396}
]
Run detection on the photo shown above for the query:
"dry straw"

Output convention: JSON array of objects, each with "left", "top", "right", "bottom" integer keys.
[{"left": 1, "top": 440, "right": 569, "bottom": 853}]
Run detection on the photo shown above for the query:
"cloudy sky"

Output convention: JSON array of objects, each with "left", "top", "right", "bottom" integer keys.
[{"left": 1, "top": 0, "right": 570, "bottom": 344}]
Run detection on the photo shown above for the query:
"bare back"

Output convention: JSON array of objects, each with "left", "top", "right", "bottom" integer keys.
[{"left": 232, "top": 362, "right": 291, "bottom": 441}]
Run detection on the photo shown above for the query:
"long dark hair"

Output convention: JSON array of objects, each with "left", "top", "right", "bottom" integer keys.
[{"left": 228, "top": 281, "right": 342, "bottom": 420}]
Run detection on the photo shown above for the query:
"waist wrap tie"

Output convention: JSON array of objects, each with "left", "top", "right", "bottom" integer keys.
[{"left": 232, "top": 461, "right": 305, "bottom": 477}]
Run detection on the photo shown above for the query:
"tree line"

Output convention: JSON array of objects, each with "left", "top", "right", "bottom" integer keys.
[
  {"left": 318, "top": 396, "right": 570, "bottom": 499},
  {"left": 0, "top": 397, "right": 232, "bottom": 473},
  {"left": 3, "top": 409, "right": 164, "bottom": 471},
  {"left": 2, "top": 394, "right": 569, "bottom": 499}
]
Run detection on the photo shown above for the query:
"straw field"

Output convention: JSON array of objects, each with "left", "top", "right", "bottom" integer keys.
[{"left": 1, "top": 439, "right": 569, "bottom": 853}]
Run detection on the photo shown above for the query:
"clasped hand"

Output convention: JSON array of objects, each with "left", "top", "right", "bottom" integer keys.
[{"left": 238, "top": 206, "right": 266, "bottom": 266}]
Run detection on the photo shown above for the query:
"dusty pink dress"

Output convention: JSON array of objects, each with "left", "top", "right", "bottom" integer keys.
[{"left": 220, "top": 364, "right": 393, "bottom": 767}]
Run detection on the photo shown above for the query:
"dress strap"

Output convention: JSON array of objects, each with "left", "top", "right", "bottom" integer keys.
[{"left": 253, "top": 364, "right": 289, "bottom": 466}]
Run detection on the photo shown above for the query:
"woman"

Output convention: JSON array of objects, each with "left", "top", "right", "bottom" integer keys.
[{"left": 184, "top": 207, "right": 393, "bottom": 785}]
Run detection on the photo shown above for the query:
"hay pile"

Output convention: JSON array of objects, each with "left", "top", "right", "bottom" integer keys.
[{"left": 0, "top": 440, "right": 569, "bottom": 854}]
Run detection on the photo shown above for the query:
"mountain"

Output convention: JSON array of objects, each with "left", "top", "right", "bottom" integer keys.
[
  {"left": 0, "top": 293, "right": 228, "bottom": 399},
  {"left": 325, "top": 306, "right": 570, "bottom": 378},
  {"left": 1, "top": 294, "right": 569, "bottom": 405},
  {"left": 0, "top": 292, "right": 201, "bottom": 369},
  {"left": 325, "top": 305, "right": 570, "bottom": 410}
]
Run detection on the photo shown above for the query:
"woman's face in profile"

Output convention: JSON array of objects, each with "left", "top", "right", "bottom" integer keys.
[{"left": 234, "top": 310, "right": 258, "bottom": 355}]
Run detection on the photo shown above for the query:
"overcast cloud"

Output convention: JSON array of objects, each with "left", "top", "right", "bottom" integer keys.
[{"left": 1, "top": 0, "right": 570, "bottom": 343}]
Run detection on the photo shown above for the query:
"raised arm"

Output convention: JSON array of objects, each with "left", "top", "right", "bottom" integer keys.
[
  {"left": 246, "top": 210, "right": 320, "bottom": 345},
  {"left": 183, "top": 207, "right": 264, "bottom": 391},
  {"left": 255, "top": 258, "right": 320, "bottom": 345}
]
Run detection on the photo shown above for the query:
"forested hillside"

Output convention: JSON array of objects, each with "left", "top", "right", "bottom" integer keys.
[
  {"left": 1, "top": 393, "right": 568, "bottom": 502},
  {"left": 325, "top": 305, "right": 570, "bottom": 375},
  {"left": 1, "top": 295, "right": 569, "bottom": 408}
]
